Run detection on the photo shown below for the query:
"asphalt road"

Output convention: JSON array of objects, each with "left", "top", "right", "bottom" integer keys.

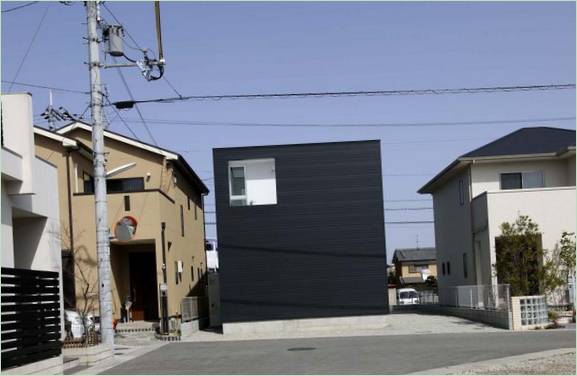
[{"left": 102, "top": 330, "right": 576, "bottom": 374}]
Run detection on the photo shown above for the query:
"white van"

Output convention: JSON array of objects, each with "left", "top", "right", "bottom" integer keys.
[{"left": 397, "top": 288, "right": 420, "bottom": 305}]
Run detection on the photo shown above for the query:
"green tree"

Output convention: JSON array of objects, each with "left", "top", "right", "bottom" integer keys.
[
  {"left": 559, "top": 232, "right": 576, "bottom": 280},
  {"left": 495, "top": 215, "right": 544, "bottom": 296}
]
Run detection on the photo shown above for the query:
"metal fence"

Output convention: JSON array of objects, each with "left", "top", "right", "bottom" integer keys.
[
  {"left": 439, "top": 284, "right": 510, "bottom": 311},
  {"left": 1, "top": 267, "right": 62, "bottom": 370},
  {"left": 417, "top": 290, "right": 439, "bottom": 304},
  {"left": 181, "top": 296, "right": 208, "bottom": 322}
]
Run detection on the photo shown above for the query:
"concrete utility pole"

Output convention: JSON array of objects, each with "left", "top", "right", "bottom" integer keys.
[{"left": 85, "top": 1, "right": 114, "bottom": 347}]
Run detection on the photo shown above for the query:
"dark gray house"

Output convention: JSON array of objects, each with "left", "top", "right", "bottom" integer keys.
[{"left": 212, "top": 140, "right": 388, "bottom": 327}]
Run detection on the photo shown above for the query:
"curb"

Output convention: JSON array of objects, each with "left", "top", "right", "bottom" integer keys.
[{"left": 411, "top": 347, "right": 576, "bottom": 374}]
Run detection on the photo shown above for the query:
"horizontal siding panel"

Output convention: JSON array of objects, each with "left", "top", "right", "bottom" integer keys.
[{"left": 214, "top": 140, "right": 388, "bottom": 323}]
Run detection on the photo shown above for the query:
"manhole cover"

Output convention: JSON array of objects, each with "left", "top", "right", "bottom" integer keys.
[{"left": 287, "top": 347, "right": 316, "bottom": 352}]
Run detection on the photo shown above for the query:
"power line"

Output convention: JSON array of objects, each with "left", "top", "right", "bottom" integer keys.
[
  {"left": 119, "top": 115, "right": 576, "bottom": 128},
  {"left": 3, "top": 80, "right": 89, "bottom": 94},
  {"left": 102, "top": 3, "right": 183, "bottom": 98},
  {"left": 110, "top": 83, "right": 576, "bottom": 108},
  {"left": 104, "top": 96, "right": 141, "bottom": 140},
  {"left": 113, "top": 61, "right": 158, "bottom": 145},
  {"left": 2, "top": 1, "right": 39, "bottom": 13},
  {"left": 6, "top": 3, "right": 51, "bottom": 92}
]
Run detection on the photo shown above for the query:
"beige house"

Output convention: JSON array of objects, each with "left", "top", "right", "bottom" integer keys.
[
  {"left": 34, "top": 121, "right": 209, "bottom": 322},
  {"left": 391, "top": 248, "right": 437, "bottom": 285},
  {"left": 419, "top": 127, "right": 575, "bottom": 305}
]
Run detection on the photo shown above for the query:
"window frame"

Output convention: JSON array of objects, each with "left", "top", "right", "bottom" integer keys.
[
  {"left": 500, "top": 171, "right": 544, "bottom": 190},
  {"left": 228, "top": 165, "right": 247, "bottom": 206},
  {"left": 463, "top": 253, "right": 468, "bottom": 279}
]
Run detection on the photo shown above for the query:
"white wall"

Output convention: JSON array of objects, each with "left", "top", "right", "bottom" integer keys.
[
  {"left": 1, "top": 93, "right": 35, "bottom": 193},
  {"left": 229, "top": 159, "right": 277, "bottom": 206},
  {"left": 2, "top": 188, "right": 15, "bottom": 268},
  {"left": 431, "top": 167, "right": 476, "bottom": 296},
  {"left": 485, "top": 187, "right": 576, "bottom": 262},
  {"left": 471, "top": 159, "right": 572, "bottom": 197}
]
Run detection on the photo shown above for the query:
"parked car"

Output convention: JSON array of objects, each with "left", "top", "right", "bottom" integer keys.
[
  {"left": 397, "top": 288, "right": 420, "bottom": 305},
  {"left": 65, "top": 310, "right": 100, "bottom": 339}
]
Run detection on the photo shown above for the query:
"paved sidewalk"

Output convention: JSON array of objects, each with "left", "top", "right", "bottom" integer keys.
[
  {"left": 181, "top": 313, "right": 503, "bottom": 342},
  {"left": 414, "top": 347, "right": 576, "bottom": 375},
  {"left": 66, "top": 340, "right": 167, "bottom": 375}
]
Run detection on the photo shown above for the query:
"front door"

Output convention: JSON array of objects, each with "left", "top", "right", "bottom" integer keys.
[{"left": 129, "top": 252, "right": 159, "bottom": 321}]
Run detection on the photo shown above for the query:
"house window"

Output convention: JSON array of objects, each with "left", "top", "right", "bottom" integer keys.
[
  {"left": 191, "top": 261, "right": 195, "bottom": 282},
  {"left": 83, "top": 172, "right": 94, "bottom": 193},
  {"left": 458, "top": 178, "right": 465, "bottom": 206},
  {"left": 124, "top": 195, "right": 130, "bottom": 211},
  {"left": 194, "top": 200, "right": 198, "bottom": 220},
  {"left": 447, "top": 261, "right": 451, "bottom": 275},
  {"left": 442, "top": 262, "right": 446, "bottom": 276},
  {"left": 463, "top": 253, "right": 468, "bottom": 279},
  {"left": 228, "top": 159, "right": 277, "bottom": 207},
  {"left": 408, "top": 263, "right": 429, "bottom": 273},
  {"left": 500, "top": 171, "right": 544, "bottom": 190},
  {"left": 107, "top": 177, "right": 145, "bottom": 193},
  {"left": 187, "top": 197, "right": 191, "bottom": 210},
  {"left": 180, "top": 205, "right": 184, "bottom": 237}
]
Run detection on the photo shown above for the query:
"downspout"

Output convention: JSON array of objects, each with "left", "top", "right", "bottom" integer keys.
[{"left": 66, "top": 151, "right": 75, "bottom": 253}]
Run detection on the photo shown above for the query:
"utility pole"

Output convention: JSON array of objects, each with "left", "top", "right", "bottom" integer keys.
[{"left": 85, "top": 1, "right": 114, "bottom": 347}]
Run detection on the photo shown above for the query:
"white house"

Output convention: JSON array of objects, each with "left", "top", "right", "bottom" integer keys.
[
  {"left": 419, "top": 127, "right": 575, "bottom": 304},
  {"left": 1, "top": 93, "right": 64, "bottom": 374}
]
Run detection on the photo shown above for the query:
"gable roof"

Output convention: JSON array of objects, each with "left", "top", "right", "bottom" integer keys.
[
  {"left": 55, "top": 121, "right": 209, "bottom": 194},
  {"left": 462, "top": 127, "right": 575, "bottom": 158},
  {"left": 34, "top": 126, "right": 93, "bottom": 160},
  {"left": 392, "top": 247, "right": 436, "bottom": 262},
  {"left": 419, "top": 127, "right": 575, "bottom": 194}
]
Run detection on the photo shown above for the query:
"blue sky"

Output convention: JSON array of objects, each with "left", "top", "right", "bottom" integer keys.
[{"left": 2, "top": 1, "right": 575, "bottom": 261}]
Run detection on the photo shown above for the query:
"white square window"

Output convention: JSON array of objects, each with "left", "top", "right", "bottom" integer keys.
[{"left": 228, "top": 159, "right": 277, "bottom": 206}]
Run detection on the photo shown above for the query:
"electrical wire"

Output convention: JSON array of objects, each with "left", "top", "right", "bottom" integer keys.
[
  {"left": 1, "top": 80, "right": 89, "bottom": 94},
  {"left": 110, "top": 84, "right": 576, "bottom": 107},
  {"left": 2, "top": 1, "right": 39, "bottom": 13},
  {"left": 118, "top": 115, "right": 576, "bottom": 128},
  {"left": 6, "top": 3, "right": 51, "bottom": 92},
  {"left": 113, "top": 60, "right": 159, "bottom": 145},
  {"left": 104, "top": 96, "right": 141, "bottom": 140}
]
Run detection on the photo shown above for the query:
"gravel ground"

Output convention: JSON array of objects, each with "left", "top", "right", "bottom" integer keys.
[{"left": 459, "top": 350, "right": 576, "bottom": 375}]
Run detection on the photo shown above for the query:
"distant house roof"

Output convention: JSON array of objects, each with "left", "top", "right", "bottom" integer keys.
[
  {"left": 55, "top": 121, "right": 209, "bottom": 195},
  {"left": 392, "top": 247, "right": 436, "bottom": 263},
  {"left": 419, "top": 127, "right": 576, "bottom": 194}
]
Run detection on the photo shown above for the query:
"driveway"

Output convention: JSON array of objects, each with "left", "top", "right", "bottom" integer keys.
[
  {"left": 181, "top": 313, "right": 504, "bottom": 343},
  {"left": 102, "top": 330, "right": 576, "bottom": 374}
]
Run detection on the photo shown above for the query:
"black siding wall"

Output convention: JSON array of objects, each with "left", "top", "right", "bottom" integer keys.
[{"left": 213, "top": 140, "right": 388, "bottom": 323}]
